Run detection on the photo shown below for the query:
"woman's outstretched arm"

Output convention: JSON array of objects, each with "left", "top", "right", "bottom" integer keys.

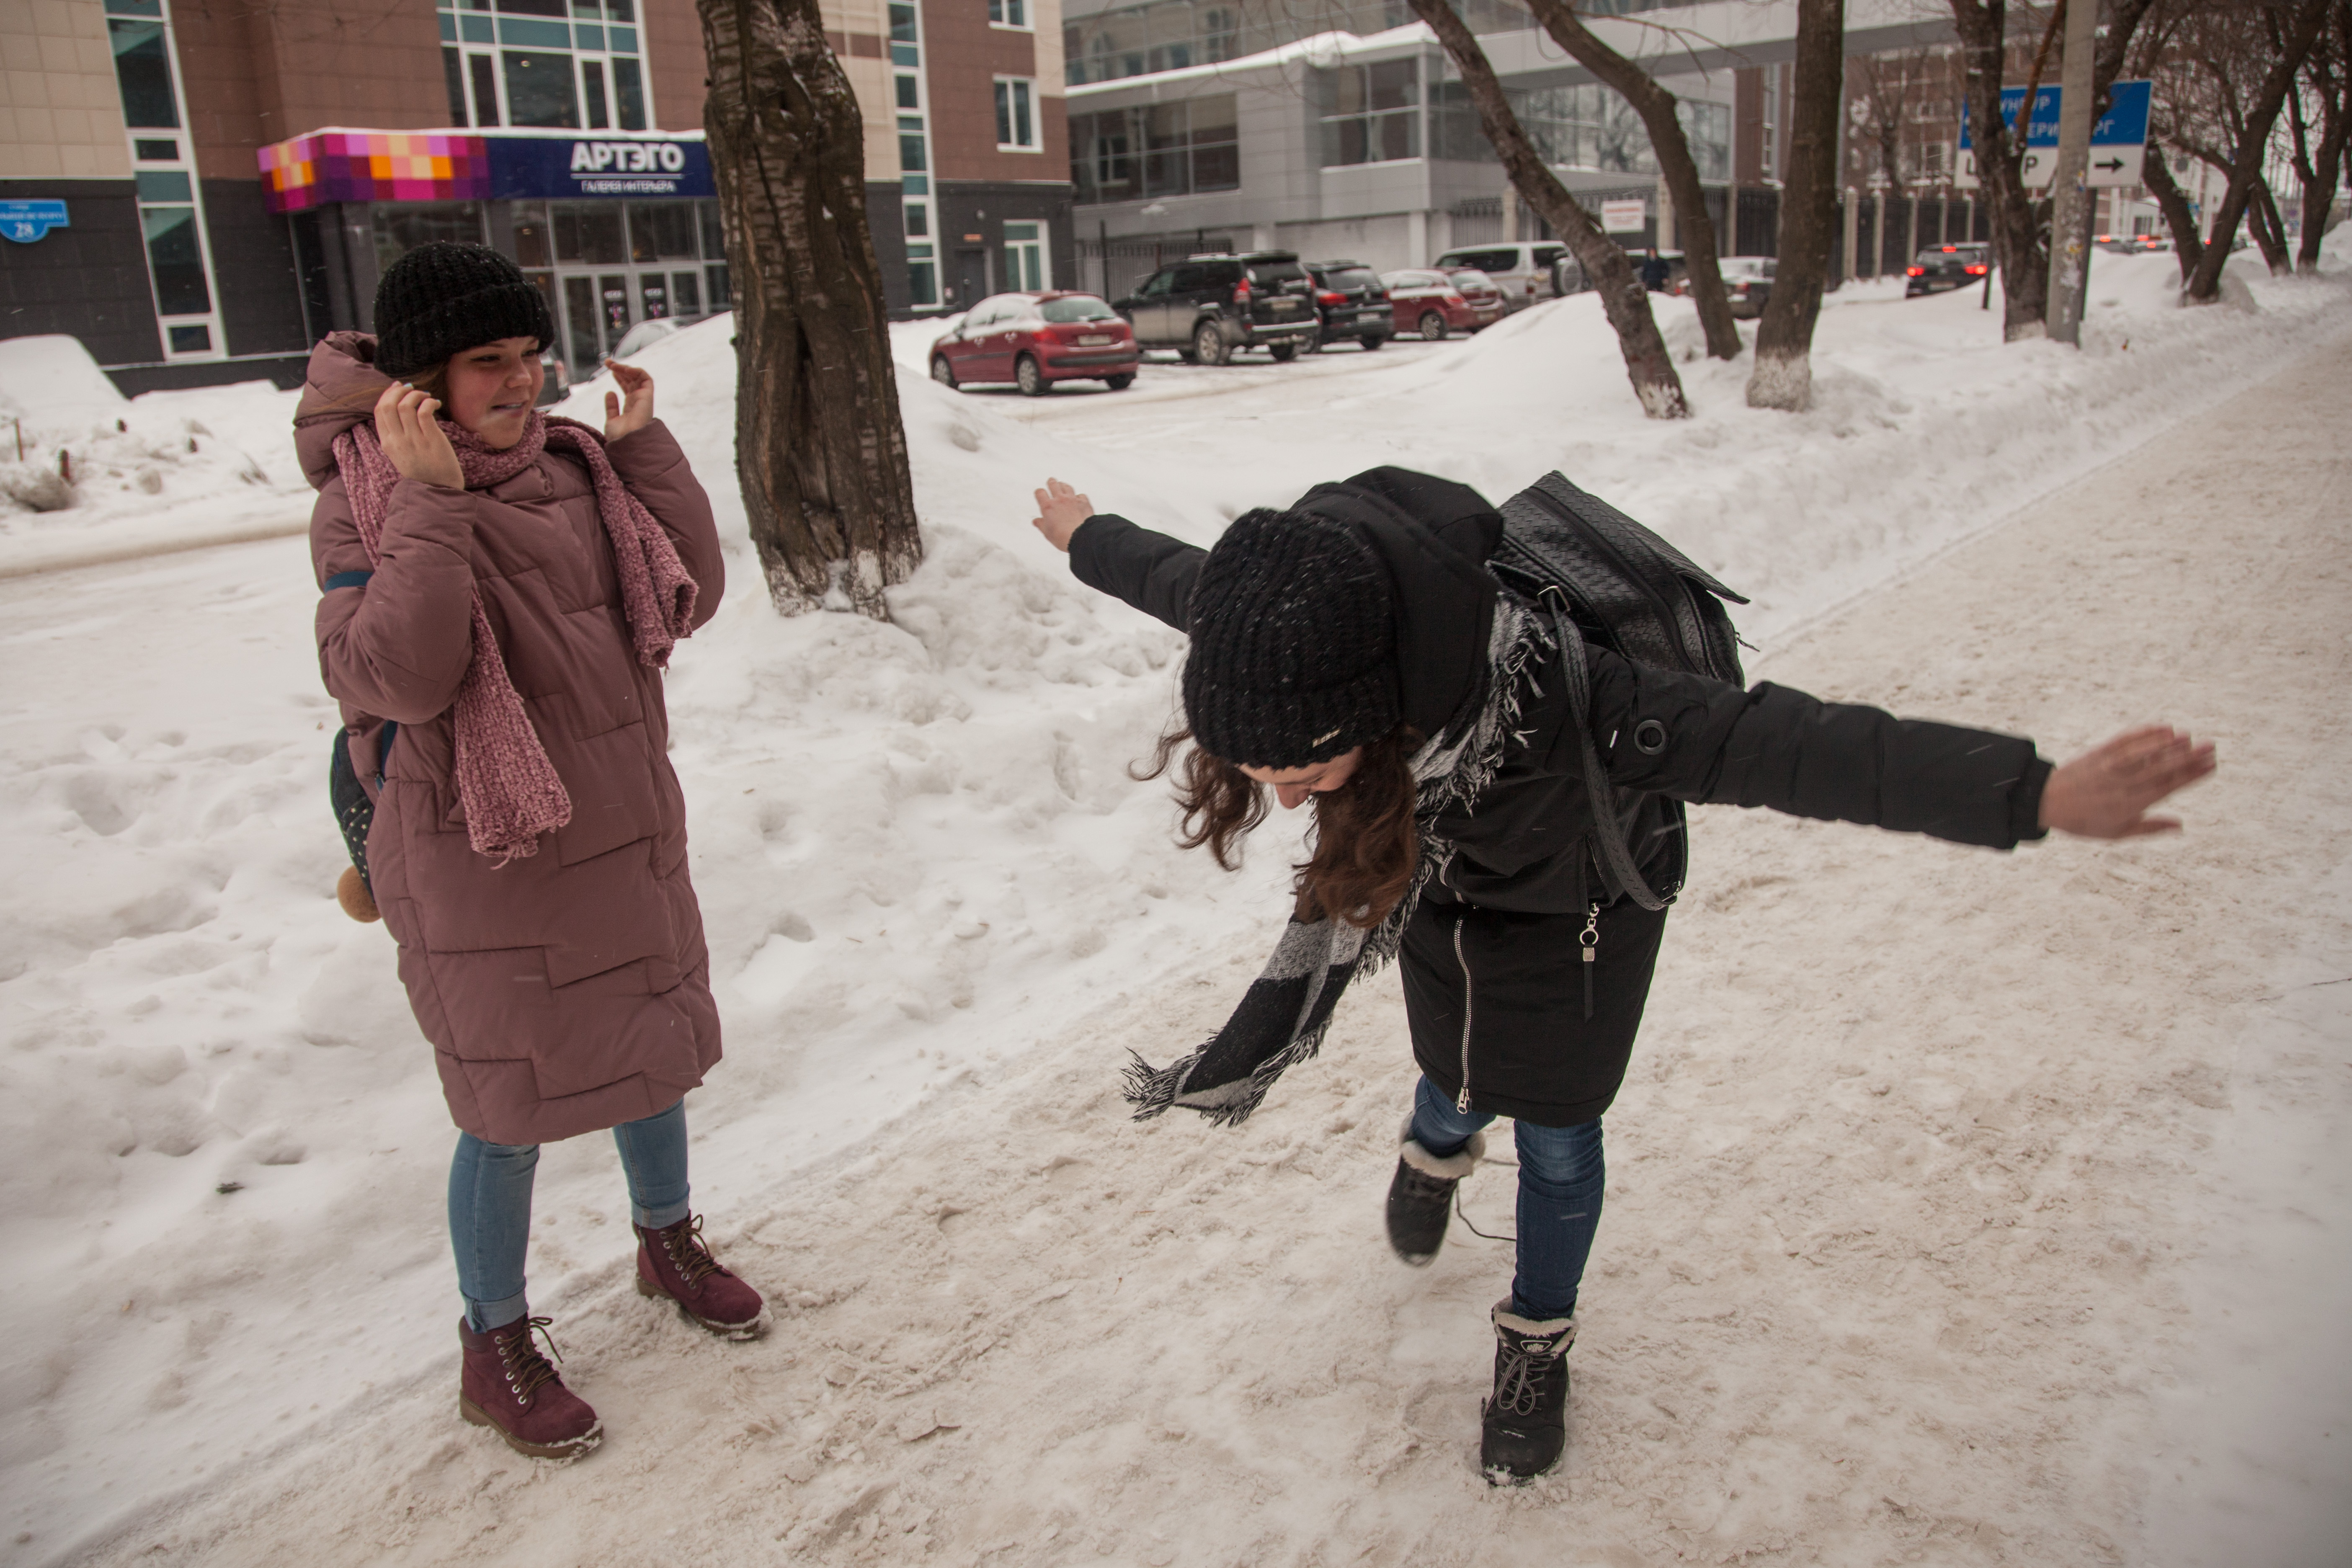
[{"left": 1032, "top": 477, "right": 1204, "bottom": 632}]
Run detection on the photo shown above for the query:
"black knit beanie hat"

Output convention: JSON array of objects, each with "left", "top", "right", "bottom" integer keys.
[
  {"left": 1182, "top": 508, "right": 1400, "bottom": 769},
  {"left": 371, "top": 242, "right": 555, "bottom": 378}
]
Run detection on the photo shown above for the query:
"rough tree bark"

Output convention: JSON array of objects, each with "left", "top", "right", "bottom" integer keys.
[
  {"left": 1520, "top": 0, "right": 1743, "bottom": 360},
  {"left": 2247, "top": 175, "right": 2294, "bottom": 270},
  {"left": 1746, "top": 0, "right": 1842, "bottom": 410},
  {"left": 698, "top": 0, "right": 921, "bottom": 618},
  {"left": 2184, "top": 0, "right": 2334, "bottom": 301},
  {"left": 1408, "top": 0, "right": 1689, "bottom": 417}
]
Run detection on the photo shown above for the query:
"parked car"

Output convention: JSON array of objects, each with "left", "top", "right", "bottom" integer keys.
[
  {"left": 929, "top": 290, "right": 1138, "bottom": 395},
  {"left": 1381, "top": 269, "right": 1493, "bottom": 339},
  {"left": 535, "top": 347, "right": 570, "bottom": 407},
  {"left": 2097, "top": 232, "right": 2171, "bottom": 255},
  {"left": 1302, "top": 258, "right": 1393, "bottom": 351},
  {"left": 1552, "top": 251, "right": 1589, "bottom": 295},
  {"left": 1111, "top": 251, "right": 1318, "bottom": 365},
  {"left": 1715, "top": 255, "right": 1776, "bottom": 319},
  {"left": 1438, "top": 267, "right": 1508, "bottom": 322},
  {"left": 1905, "top": 243, "right": 1992, "bottom": 296},
  {"left": 611, "top": 317, "right": 683, "bottom": 360},
  {"left": 1431, "top": 242, "right": 1571, "bottom": 309}
]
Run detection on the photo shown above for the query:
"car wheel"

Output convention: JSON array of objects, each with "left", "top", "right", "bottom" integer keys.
[
  {"left": 1015, "top": 354, "right": 1047, "bottom": 397},
  {"left": 930, "top": 356, "right": 957, "bottom": 389},
  {"left": 1419, "top": 311, "right": 1448, "bottom": 342},
  {"left": 1359, "top": 334, "right": 1384, "bottom": 351},
  {"left": 1104, "top": 372, "right": 1134, "bottom": 390},
  {"left": 1268, "top": 340, "right": 1299, "bottom": 362},
  {"left": 1193, "top": 320, "right": 1228, "bottom": 367}
]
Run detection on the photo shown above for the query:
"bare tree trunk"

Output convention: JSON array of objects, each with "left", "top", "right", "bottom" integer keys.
[
  {"left": 1408, "top": 0, "right": 1689, "bottom": 418},
  {"left": 2142, "top": 140, "right": 2207, "bottom": 279},
  {"left": 1520, "top": 0, "right": 1742, "bottom": 361},
  {"left": 1748, "top": 0, "right": 1842, "bottom": 410},
  {"left": 698, "top": 0, "right": 921, "bottom": 618},
  {"left": 2185, "top": 0, "right": 2334, "bottom": 302},
  {"left": 2247, "top": 176, "right": 2294, "bottom": 271},
  {"left": 2290, "top": 3, "right": 2350, "bottom": 271},
  {"left": 1950, "top": 0, "right": 2062, "bottom": 340}
]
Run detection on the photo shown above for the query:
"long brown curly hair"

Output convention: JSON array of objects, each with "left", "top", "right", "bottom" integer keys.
[{"left": 1139, "top": 725, "right": 1421, "bottom": 928}]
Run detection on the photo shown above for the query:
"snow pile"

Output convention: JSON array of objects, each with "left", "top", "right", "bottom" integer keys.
[
  {"left": 0, "top": 253, "right": 2345, "bottom": 1564},
  {"left": 0, "top": 338, "right": 299, "bottom": 536}
]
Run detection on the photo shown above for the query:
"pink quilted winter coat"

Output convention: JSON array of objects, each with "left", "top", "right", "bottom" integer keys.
[{"left": 296, "top": 333, "right": 726, "bottom": 1145}]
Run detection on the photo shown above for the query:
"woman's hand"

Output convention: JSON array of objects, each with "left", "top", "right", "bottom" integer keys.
[
  {"left": 2038, "top": 725, "right": 2217, "bottom": 838},
  {"left": 374, "top": 382, "right": 464, "bottom": 489},
  {"left": 603, "top": 358, "right": 655, "bottom": 441},
  {"left": 1031, "top": 477, "right": 1095, "bottom": 552}
]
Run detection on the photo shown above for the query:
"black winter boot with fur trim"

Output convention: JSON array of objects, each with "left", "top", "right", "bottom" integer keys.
[
  {"left": 1480, "top": 1300, "right": 1576, "bottom": 1484},
  {"left": 1384, "top": 1120, "right": 1485, "bottom": 1266}
]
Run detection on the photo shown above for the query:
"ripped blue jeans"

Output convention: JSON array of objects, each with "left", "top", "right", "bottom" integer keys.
[{"left": 1408, "top": 1075, "right": 1605, "bottom": 1323}]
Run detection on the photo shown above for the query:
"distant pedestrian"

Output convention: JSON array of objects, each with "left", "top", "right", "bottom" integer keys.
[
  {"left": 1029, "top": 467, "right": 2212, "bottom": 1484},
  {"left": 1639, "top": 249, "right": 1670, "bottom": 292},
  {"left": 296, "top": 242, "right": 762, "bottom": 1463}
]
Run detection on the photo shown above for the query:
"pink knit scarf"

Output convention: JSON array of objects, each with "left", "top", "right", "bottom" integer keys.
[{"left": 333, "top": 411, "right": 699, "bottom": 862}]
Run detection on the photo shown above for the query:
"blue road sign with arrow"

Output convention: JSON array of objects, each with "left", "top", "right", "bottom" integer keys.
[{"left": 1957, "top": 80, "right": 2151, "bottom": 189}]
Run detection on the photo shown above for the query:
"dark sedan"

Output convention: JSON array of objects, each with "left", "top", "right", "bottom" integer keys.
[
  {"left": 1905, "top": 243, "right": 1992, "bottom": 297},
  {"left": 1303, "top": 259, "right": 1393, "bottom": 351}
]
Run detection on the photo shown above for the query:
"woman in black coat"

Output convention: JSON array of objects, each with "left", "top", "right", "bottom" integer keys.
[{"left": 1029, "top": 467, "right": 2213, "bottom": 1484}]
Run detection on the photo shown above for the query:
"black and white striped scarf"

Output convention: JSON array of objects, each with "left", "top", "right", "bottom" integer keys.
[{"left": 1122, "top": 591, "right": 1551, "bottom": 1127}]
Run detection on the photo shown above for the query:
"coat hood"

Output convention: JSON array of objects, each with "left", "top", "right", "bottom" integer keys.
[
  {"left": 1292, "top": 467, "right": 1503, "bottom": 747},
  {"left": 292, "top": 331, "right": 392, "bottom": 491}
]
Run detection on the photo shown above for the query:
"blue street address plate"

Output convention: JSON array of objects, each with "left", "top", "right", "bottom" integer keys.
[{"left": 0, "top": 200, "right": 69, "bottom": 244}]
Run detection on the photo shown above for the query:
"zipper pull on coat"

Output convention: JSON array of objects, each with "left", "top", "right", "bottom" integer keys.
[{"left": 1580, "top": 903, "right": 1600, "bottom": 1020}]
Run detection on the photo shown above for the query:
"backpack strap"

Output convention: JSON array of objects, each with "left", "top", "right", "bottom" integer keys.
[{"left": 1546, "top": 592, "right": 1666, "bottom": 913}]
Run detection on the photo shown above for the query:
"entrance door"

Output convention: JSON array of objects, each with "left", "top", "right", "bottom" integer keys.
[
  {"left": 599, "top": 275, "right": 632, "bottom": 344},
  {"left": 952, "top": 248, "right": 988, "bottom": 312}
]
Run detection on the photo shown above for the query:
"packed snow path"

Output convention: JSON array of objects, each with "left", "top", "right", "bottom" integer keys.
[{"left": 39, "top": 336, "right": 2351, "bottom": 1567}]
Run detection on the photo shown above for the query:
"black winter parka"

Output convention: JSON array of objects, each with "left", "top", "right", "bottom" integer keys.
[{"left": 1069, "top": 481, "right": 2051, "bottom": 1125}]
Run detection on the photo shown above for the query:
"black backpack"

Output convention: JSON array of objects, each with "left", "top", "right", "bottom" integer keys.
[{"left": 1486, "top": 471, "right": 1750, "bottom": 910}]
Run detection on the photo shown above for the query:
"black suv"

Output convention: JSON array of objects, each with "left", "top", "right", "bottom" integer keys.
[
  {"left": 1303, "top": 259, "right": 1392, "bottom": 351},
  {"left": 1113, "top": 251, "right": 1319, "bottom": 365}
]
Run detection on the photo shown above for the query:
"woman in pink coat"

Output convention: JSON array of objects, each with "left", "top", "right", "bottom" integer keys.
[{"left": 296, "top": 242, "right": 760, "bottom": 1461}]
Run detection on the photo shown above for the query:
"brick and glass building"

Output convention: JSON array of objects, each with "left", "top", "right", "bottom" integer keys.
[{"left": 1, "top": 0, "right": 1075, "bottom": 392}]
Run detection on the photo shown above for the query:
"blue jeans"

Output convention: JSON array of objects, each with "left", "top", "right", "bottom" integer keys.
[
  {"left": 1409, "top": 1076, "right": 1604, "bottom": 1323},
  {"left": 448, "top": 1098, "right": 693, "bottom": 1332}
]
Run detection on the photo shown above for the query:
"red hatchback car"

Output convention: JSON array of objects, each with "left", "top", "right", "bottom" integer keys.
[
  {"left": 1379, "top": 269, "right": 1501, "bottom": 340},
  {"left": 929, "top": 291, "right": 1138, "bottom": 396}
]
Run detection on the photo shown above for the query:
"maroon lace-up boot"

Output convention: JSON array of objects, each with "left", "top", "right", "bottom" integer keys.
[
  {"left": 635, "top": 1215, "right": 766, "bottom": 1339},
  {"left": 457, "top": 1315, "right": 603, "bottom": 1460}
]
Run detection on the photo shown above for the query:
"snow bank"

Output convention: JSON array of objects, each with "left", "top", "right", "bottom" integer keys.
[{"left": 0, "top": 251, "right": 2345, "bottom": 1565}]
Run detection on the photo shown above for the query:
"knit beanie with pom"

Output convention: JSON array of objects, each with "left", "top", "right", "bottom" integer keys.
[
  {"left": 1182, "top": 508, "right": 1400, "bottom": 769},
  {"left": 371, "top": 242, "right": 555, "bottom": 378}
]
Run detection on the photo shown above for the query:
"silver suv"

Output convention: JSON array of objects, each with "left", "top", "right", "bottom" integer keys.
[{"left": 1431, "top": 242, "right": 1571, "bottom": 310}]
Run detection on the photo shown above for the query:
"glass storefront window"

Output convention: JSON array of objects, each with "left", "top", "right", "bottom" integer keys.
[
  {"left": 628, "top": 201, "right": 699, "bottom": 260},
  {"left": 699, "top": 204, "right": 727, "bottom": 261},
  {"left": 514, "top": 206, "right": 552, "bottom": 268},
  {"left": 108, "top": 19, "right": 179, "bottom": 127},
  {"left": 469, "top": 54, "right": 501, "bottom": 125},
  {"left": 706, "top": 262, "right": 731, "bottom": 310},
  {"left": 372, "top": 201, "right": 488, "bottom": 279},
  {"left": 552, "top": 204, "right": 627, "bottom": 265},
  {"left": 504, "top": 50, "right": 580, "bottom": 127},
  {"left": 142, "top": 207, "right": 211, "bottom": 315}
]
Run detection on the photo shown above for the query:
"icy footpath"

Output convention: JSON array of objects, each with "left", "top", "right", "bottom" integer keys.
[
  {"left": 47, "top": 334, "right": 2352, "bottom": 1568},
  {"left": 2, "top": 246, "right": 2347, "bottom": 1564}
]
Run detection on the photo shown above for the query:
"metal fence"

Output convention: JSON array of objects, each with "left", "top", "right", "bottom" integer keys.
[{"left": 1072, "top": 233, "right": 1237, "bottom": 304}]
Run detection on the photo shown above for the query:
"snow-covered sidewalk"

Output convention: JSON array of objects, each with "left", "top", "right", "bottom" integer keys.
[{"left": 43, "top": 334, "right": 2351, "bottom": 1567}]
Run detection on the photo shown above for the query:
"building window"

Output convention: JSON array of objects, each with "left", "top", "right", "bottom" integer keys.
[
  {"left": 1315, "top": 59, "right": 1419, "bottom": 167},
  {"left": 439, "top": 0, "right": 647, "bottom": 129},
  {"left": 504, "top": 50, "right": 580, "bottom": 127},
  {"left": 1201, "top": 7, "right": 1238, "bottom": 61},
  {"left": 995, "top": 77, "right": 1038, "bottom": 150},
  {"left": 107, "top": 17, "right": 179, "bottom": 127},
  {"left": 1431, "top": 81, "right": 1728, "bottom": 181},
  {"left": 1004, "top": 221, "right": 1047, "bottom": 291},
  {"left": 1071, "top": 95, "right": 1238, "bottom": 204},
  {"left": 989, "top": 0, "right": 1029, "bottom": 28},
  {"left": 106, "top": 0, "right": 222, "bottom": 359}
]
